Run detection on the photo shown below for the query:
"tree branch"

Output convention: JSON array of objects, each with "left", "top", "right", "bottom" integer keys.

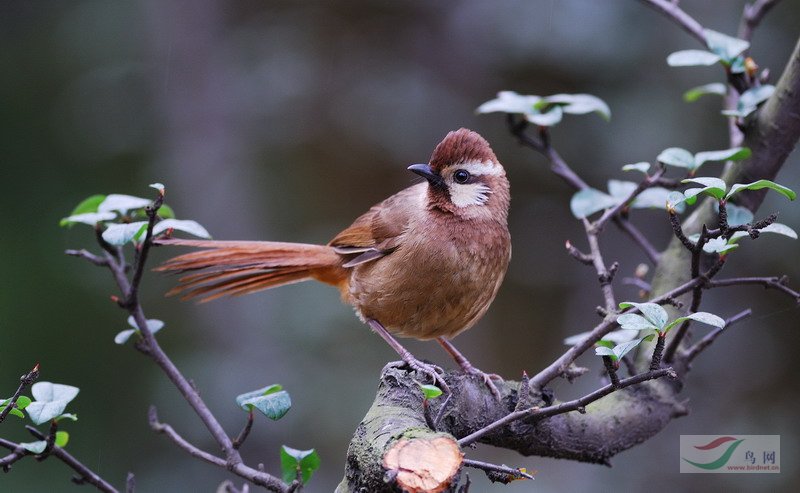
[
  {"left": 682, "top": 308, "right": 752, "bottom": 363},
  {"left": 637, "top": 0, "right": 707, "bottom": 45},
  {"left": 738, "top": 0, "right": 782, "bottom": 42}
]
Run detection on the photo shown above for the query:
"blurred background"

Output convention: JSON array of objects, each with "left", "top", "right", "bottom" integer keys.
[{"left": 2, "top": 1, "right": 799, "bottom": 491}]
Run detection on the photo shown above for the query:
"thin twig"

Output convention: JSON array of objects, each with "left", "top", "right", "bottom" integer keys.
[
  {"left": 706, "top": 275, "right": 800, "bottom": 302},
  {"left": 67, "top": 192, "right": 290, "bottom": 493},
  {"left": 232, "top": 410, "right": 254, "bottom": 450},
  {"left": 506, "top": 115, "right": 589, "bottom": 191},
  {"left": 64, "top": 250, "right": 109, "bottom": 267},
  {"left": 459, "top": 368, "right": 675, "bottom": 447},
  {"left": 649, "top": 334, "right": 666, "bottom": 371},
  {"left": 593, "top": 168, "right": 666, "bottom": 232},
  {"left": 148, "top": 406, "right": 227, "bottom": 467},
  {"left": 738, "top": 0, "right": 782, "bottom": 42},
  {"left": 530, "top": 275, "right": 702, "bottom": 390},
  {"left": 462, "top": 458, "right": 534, "bottom": 481},
  {"left": 584, "top": 219, "right": 617, "bottom": 313},
  {"left": 683, "top": 309, "right": 752, "bottom": 363},
  {"left": 637, "top": 0, "right": 707, "bottom": 45},
  {"left": 602, "top": 356, "right": 621, "bottom": 388},
  {"left": 0, "top": 363, "right": 40, "bottom": 423}
]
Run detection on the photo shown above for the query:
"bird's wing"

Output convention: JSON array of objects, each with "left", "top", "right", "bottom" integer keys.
[{"left": 328, "top": 183, "right": 423, "bottom": 267}]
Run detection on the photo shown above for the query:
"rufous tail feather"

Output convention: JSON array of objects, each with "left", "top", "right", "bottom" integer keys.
[{"left": 155, "top": 238, "right": 346, "bottom": 302}]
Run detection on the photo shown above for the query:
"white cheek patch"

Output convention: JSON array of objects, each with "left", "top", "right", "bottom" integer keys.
[{"left": 449, "top": 183, "right": 492, "bottom": 208}]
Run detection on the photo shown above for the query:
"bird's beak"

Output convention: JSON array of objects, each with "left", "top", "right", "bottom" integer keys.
[{"left": 408, "top": 163, "right": 445, "bottom": 188}]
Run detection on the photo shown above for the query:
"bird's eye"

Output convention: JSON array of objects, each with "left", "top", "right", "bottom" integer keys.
[{"left": 453, "top": 169, "right": 471, "bottom": 184}]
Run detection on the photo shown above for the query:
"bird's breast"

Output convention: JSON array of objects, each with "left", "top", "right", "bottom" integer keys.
[{"left": 346, "top": 215, "right": 510, "bottom": 340}]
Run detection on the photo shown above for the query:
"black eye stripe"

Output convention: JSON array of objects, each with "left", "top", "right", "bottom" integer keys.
[{"left": 453, "top": 169, "right": 471, "bottom": 184}]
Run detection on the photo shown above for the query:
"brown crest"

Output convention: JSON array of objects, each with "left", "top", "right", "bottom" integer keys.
[{"left": 428, "top": 128, "right": 497, "bottom": 172}]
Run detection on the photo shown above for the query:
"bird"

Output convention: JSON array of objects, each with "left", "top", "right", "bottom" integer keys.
[{"left": 156, "top": 128, "right": 511, "bottom": 396}]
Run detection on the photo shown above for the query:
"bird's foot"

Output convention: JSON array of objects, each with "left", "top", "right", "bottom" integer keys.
[
  {"left": 461, "top": 363, "right": 503, "bottom": 401},
  {"left": 388, "top": 358, "right": 451, "bottom": 394}
]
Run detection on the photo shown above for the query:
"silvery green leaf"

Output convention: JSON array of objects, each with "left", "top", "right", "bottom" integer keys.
[
  {"left": 702, "top": 237, "right": 738, "bottom": 254},
  {"left": 114, "top": 329, "right": 137, "bottom": 345},
  {"left": 102, "top": 222, "right": 148, "bottom": 246},
  {"left": 60, "top": 212, "right": 117, "bottom": 227},
  {"left": 525, "top": 105, "right": 563, "bottom": 126},
  {"left": 570, "top": 188, "right": 618, "bottom": 219},
  {"left": 618, "top": 301, "right": 668, "bottom": 330},
  {"left": 704, "top": 29, "right": 750, "bottom": 60},
  {"left": 657, "top": 147, "right": 695, "bottom": 169},
  {"left": 98, "top": 194, "right": 152, "bottom": 214},
  {"left": 622, "top": 162, "right": 650, "bottom": 173},
  {"left": 20, "top": 441, "right": 47, "bottom": 454},
  {"left": 607, "top": 180, "right": 637, "bottom": 200},
  {"left": 694, "top": 147, "right": 751, "bottom": 168},
  {"left": 721, "top": 203, "right": 754, "bottom": 226},
  {"left": 617, "top": 313, "right": 658, "bottom": 331},
  {"left": 667, "top": 50, "right": 721, "bottom": 67},
  {"left": 153, "top": 219, "right": 211, "bottom": 239},
  {"left": 543, "top": 93, "right": 611, "bottom": 120},
  {"left": 726, "top": 180, "right": 796, "bottom": 201},
  {"left": 476, "top": 91, "right": 541, "bottom": 114},
  {"left": 632, "top": 187, "right": 684, "bottom": 212}
]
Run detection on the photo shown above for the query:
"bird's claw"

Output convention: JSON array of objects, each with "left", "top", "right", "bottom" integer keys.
[
  {"left": 463, "top": 365, "right": 503, "bottom": 401},
  {"left": 389, "top": 359, "right": 450, "bottom": 394}
]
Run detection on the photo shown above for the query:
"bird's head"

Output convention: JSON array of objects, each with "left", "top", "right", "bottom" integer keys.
[{"left": 408, "top": 128, "right": 509, "bottom": 219}]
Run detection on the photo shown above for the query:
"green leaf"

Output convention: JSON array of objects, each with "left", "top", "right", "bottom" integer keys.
[
  {"left": 663, "top": 312, "right": 726, "bottom": 334},
  {"left": 16, "top": 396, "right": 31, "bottom": 410},
  {"left": 543, "top": 93, "right": 611, "bottom": 121},
  {"left": 280, "top": 446, "right": 320, "bottom": 484},
  {"left": 419, "top": 384, "right": 443, "bottom": 400},
  {"left": 55, "top": 431, "right": 70, "bottom": 448},
  {"left": 569, "top": 188, "right": 618, "bottom": 219},
  {"left": 27, "top": 382, "right": 79, "bottom": 425},
  {"left": 622, "top": 162, "right": 650, "bottom": 173},
  {"left": 667, "top": 50, "right": 720, "bottom": 67},
  {"left": 70, "top": 194, "right": 107, "bottom": 215},
  {"left": 60, "top": 212, "right": 118, "bottom": 227},
  {"left": 476, "top": 91, "right": 542, "bottom": 115},
  {"left": 20, "top": 440, "right": 47, "bottom": 454},
  {"left": 617, "top": 313, "right": 659, "bottom": 332},
  {"left": 595, "top": 339, "right": 616, "bottom": 349},
  {"left": 684, "top": 82, "right": 727, "bottom": 102},
  {"left": 525, "top": 105, "right": 563, "bottom": 126},
  {"left": 0, "top": 399, "right": 27, "bottom": 418},
  {"left": 704, "top": 29, "right": 749, "bottom": 61},
  {"left": 694, "top": 147, "right": 751, "bottom": 168},
  {"left": 153, "top": 219, "right": 212, "bottom": 239},
  {"left": 98, "top": 194, "right": 152, "bottom": 214},
  {"left": 55, "top": 413, "right": 78, "bottom": 422},
  {"left": 236, "top": 385, "right": 291, "bottom": 420},
  {"left": 682, "top": 177, "right": 727, "bottom": 200},
  {"left": 618, "top": 302, "right": 668, "bottom": 330},
  {"left": 721, "top": 203, "right": 754, "bottom": 226},
  {"left": 101, "top": 222, "right": 148, "bottom": 246},
  {"left": 726, "top": 180, "right": 796, "bottom": 201},
  {"left": 657, "top": 147, "right": 695, "bottom": 169},
  {"left": 158, "top": 204, "right": 176, "bottom": 219}
]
